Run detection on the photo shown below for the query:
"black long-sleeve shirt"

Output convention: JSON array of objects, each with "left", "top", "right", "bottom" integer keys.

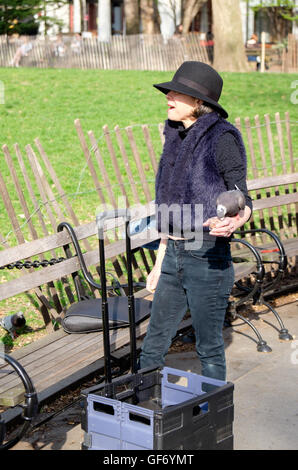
[{"left": 178, "top": 125, "right": 253, "bottom": 212}]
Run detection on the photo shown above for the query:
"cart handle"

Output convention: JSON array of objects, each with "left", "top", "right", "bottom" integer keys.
[{"left": 96, "top": 208, "right": 138, "bottom": 380}]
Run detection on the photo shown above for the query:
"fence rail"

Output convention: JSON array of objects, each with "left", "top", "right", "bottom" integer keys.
[{"left": 0, "top": 33, "right": 211, "bottom": 71}]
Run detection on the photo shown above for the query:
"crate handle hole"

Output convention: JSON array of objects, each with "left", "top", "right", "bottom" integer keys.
[
  {"left": 93, "top": 402, "right": 115, "bottom": 415},
  {"left": 129, "top": 412, "right": 151, "bottom": 426},
  {"left": 167, "top": 373, "right": 188, "bottom": 387},
  {"left": 192, "top": 405, "right": 201, "bottom": 417}
]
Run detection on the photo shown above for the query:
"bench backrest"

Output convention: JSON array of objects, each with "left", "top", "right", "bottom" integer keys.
[
  {"left": 234, "top": 112, "right": 297, "bottom": 240},
  {"left": 247, "top": 172, "right": 298, "bottom": 241},
  {"left": 0, "top": 202, "right": 156, "bottom": 302}
]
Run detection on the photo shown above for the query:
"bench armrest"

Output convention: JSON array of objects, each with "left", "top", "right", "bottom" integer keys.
[
  {"left": 234, "top": 228, "right": 287, "bottom": 270},
  {"left": 230, "top": 236, "right": 265, "bottom": 306},
  {"left": 57, "top": 221, "right": 145, "bottom": 296},
  {"left": 233, "top": 228, "right": 287, "bottom": 295},
  {"left": 58, "top": 221, "right": 101, "bottom": 291}
]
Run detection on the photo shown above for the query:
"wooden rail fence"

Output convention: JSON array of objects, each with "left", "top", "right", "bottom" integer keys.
[
  {"left": 1, "top": 33, "right": 296, "bottom": 71},
  {"left": 0, "top": 33, "right": 210, "bottom": 71}
]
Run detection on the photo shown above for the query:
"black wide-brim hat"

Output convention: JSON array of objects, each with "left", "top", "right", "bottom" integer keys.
[{"left": 153, "top": 61, "right": 228, "bottom": 119}]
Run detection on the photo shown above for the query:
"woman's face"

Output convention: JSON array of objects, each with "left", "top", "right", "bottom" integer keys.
[{"left": 166, "top": 91, "right": 200, "bottom": 128}]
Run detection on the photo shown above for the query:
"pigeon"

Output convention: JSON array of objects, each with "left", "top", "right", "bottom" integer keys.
[
  {"left": 0, "top": 312, "right": 26, "bottom": 339},
  {"left": 216, "top": 188, "right": 246, "bottom": 219}
]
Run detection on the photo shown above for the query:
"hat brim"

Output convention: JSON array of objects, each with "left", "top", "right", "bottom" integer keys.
[{"left": 153, "top": 81, "right": 228, "bottom": 119}]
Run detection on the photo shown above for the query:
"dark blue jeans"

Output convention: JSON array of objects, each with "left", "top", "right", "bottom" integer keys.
[{"left": 139, "top": 238, "right": 234, "bottom": 381}]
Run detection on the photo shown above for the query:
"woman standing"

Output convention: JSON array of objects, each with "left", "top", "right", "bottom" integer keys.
[{"left": 139, "top": 61, "right": 252, "bottom": 382}]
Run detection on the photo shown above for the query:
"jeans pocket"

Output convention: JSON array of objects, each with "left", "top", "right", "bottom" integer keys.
[
  {"left": 188, "top": 242, "right": 232, "bottom": 263},
  {"left": 188, "top": 250, "right": 221, "bottom": 262},
  {"left": 188, "top": 252, "right": 233, "bottom": 274}
]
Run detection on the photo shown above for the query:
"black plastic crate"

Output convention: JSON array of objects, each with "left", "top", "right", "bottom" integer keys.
[{"left": 81, "top": 366, "right": 234, "bottom": 450}]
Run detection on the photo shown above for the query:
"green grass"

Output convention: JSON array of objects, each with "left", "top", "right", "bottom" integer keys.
[{"left": 0, "top": 67, "right": 297, "bottom": 160}]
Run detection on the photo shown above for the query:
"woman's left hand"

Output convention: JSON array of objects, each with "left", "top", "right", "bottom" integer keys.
[{"left": 203, "top": 216, "right": 239, "bottom": 238}]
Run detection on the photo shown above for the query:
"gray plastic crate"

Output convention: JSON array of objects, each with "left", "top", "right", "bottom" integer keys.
[{"left": 81, "top": 366, "right": 234, "bottom": 450}]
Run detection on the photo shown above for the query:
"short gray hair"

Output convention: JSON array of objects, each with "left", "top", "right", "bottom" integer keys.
[{"left": 192, "top": 102, "right": 214, "bottom": 118}]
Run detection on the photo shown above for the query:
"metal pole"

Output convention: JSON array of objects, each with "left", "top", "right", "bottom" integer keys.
[
  {"left": 99, "top": 233, "right": 112, "bottom": 384},
  {"left": 125, "top": 219, "right": 137, "bottom": 374}
]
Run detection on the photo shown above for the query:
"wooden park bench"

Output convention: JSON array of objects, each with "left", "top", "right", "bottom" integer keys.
[
  {"left": 227, "top": 170, "right": 297, "bottom": 351},
  {"left": 0, "top": 214, "right": 152, "bottom": 412},
  {"left": 245, "top": 173, "right": 298, "bottom": 258},
  {"left": 1, "top": 178, "right": 296, "bottom": 422},
  {"left": 0, "top": 134, "right": 158, "bottom": 425},
  {"left": 231, "top": 111, "right": 297, "bottom": 282},
  {"left": 74, "top": 112, "right": 297, "bottom": 351},
  {"left": 0, "top": 203, "right": 288, "bottom": 417}
]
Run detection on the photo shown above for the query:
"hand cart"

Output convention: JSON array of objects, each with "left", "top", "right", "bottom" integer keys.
[{"left": 81, "top": 209, "right": 234, "bottom": 450}]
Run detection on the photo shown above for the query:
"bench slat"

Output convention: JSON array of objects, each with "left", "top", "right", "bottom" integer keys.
[
  {"left": 0, "top": 201, "right": 156, "bottom": 267},
  {"left": 247, "top": 172, "right": 298, "bottom": 191},
  {"left": 0, "top": 332, "right": 103, "bottom": 392},
  {"left": 252, "top": 192, "right": 298, "bottom": 211},
  {"left": 0, "top": 228, "right": 158, "bottom": 301},
  {"left": 0, "top": 316, "right": 150, "bottom": 406}
]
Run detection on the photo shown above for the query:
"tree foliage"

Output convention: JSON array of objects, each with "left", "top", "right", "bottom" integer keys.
[
  {"left": 0, "top": 0, "right": 67, "bottom": 35},
  {"left": 248, "top": 0, "right": 298, "bottom": 21},
  {"left": 246, "top": 0, "right": 297, "bottom": 42},
  {"left": 0, "top": 0, "right": 39, "bottom": 35},
  {"left": 38, "top": 0, "right": 68, "bottom": 35}
]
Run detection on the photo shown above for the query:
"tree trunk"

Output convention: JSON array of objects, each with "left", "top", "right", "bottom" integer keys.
[
  {"left": 79, "top": 0, "right": 84, "bottom": 32},
  {"left": 140, "top": 0, "right": 160, "bottom": 34},
  {"left": 182, "top": 0, "right": 207, "bottom": 33},
  {"left": 212, "top": 0, "right": 249, "bottom": 72},
  {"left": 124, "top": 0, "right": 140, "bottom": 34},
  {"left": 265, "top": 7, "right": 292, "bottom": 43}
]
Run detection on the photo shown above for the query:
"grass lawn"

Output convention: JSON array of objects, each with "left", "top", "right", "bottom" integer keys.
[
  {"left": 1, "top": 67, "right": 297, "bottom": 161},
  {"left": 0, "top": 67, "right": 297, "bottom": 134},
  {"left": 0, "top": 68, "right": 297, "bottom": 181},
  {"left": 0, "top": 67, "right": 297, "bottom": 349}
]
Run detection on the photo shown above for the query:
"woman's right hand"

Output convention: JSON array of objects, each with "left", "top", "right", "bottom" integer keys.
[
  {"left": 146, "top": 264, "right": 161, "bottom": 293},
  {"left": 146, "top": 237, "right": 168, "bottom": 293}
]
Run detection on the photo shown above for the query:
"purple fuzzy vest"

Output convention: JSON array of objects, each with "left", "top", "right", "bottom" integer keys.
[{"left": 155, "top": 112, "right": 247, "bottom": 236}]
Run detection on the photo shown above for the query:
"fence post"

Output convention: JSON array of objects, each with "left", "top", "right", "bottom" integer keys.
[
  {"left": 0, "top": 81, "right": 4, "bottom": 104},
  {"left": 260, "top": 31, "right": 266, "bottom": 73}
]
